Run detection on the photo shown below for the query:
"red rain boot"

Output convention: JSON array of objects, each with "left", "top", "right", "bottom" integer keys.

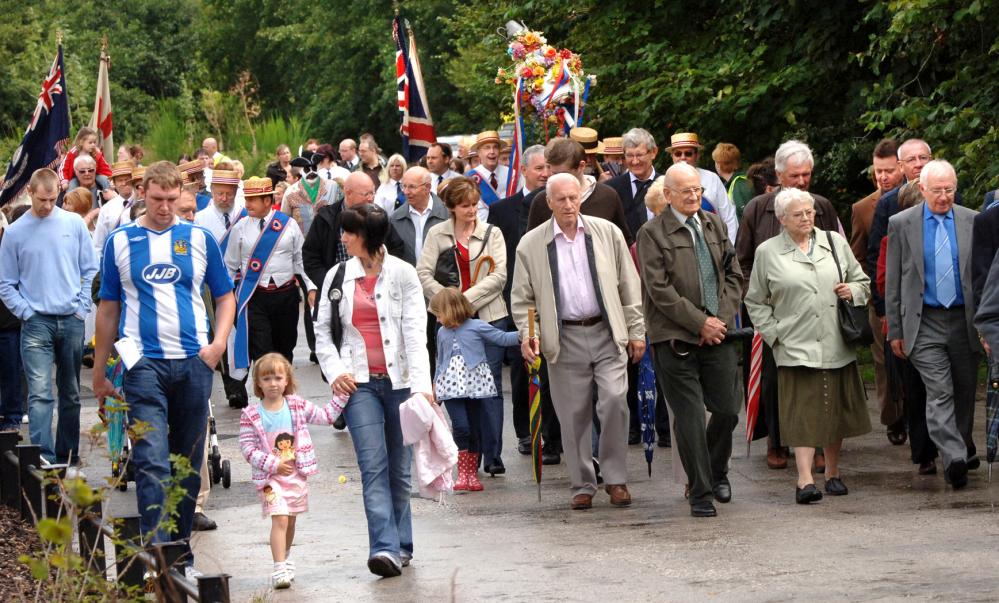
[
  {"left": 454, "top": 450, "right": 472, "bottom": 491},
  {"left": 467, "top": 452, "right": 484, "bottom": 492}
]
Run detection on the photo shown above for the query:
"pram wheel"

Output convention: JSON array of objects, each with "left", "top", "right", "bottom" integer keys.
[
  {"left": 221, "top": 460, "right": 231, "bottom": 489},
  {"left": 210, "top": 445, "right": 222, "bottom": 484}
]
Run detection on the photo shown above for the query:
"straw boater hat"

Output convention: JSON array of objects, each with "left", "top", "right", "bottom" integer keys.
[
  {"left": 470, "top": 130, "right": 502, "bottom": 151},
  {"left": 211, "top": 169, "right": 240, "bottom": 187},
  {"left": 242, "top": 176, "right": 274, "bottom": 198},
  {"left": 178, "top": 159, "right": 204, "bottom": 176},
  {"left": 130, "top": 166, "right": 146, "bottom": 184},
  {"left": 667, "top": 132, "right": 704, "bottom": 151},
  {"left": 569, "top": 127, "right": 604, "bottom": 155},
  {"left": 110, "top": 161, "right": 133, "bottom": 179},
  {"left": 602, "top": 137, "right": 624, "bottom": 156}
]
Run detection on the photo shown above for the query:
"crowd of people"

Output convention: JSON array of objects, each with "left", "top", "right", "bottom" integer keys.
[{"left": 1, "top": 123, "right": 997, "bottom": 587}]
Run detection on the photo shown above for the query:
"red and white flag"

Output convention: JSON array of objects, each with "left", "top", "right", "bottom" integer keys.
[{"left": 89, "top": 47, "right": 113, "bottom": 160}]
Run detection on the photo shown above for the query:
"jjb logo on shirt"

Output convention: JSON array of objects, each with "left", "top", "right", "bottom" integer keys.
[{"left": 142, "top": 263, "right": 181, "bottom": 285}]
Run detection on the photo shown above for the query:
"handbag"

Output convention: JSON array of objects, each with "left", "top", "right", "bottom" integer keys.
[
  {"left": 826, "top": 230, "right": 874, "bottom": 346},
  {"left": 433, "top": 224, "right": 494, "bottom": 288}
]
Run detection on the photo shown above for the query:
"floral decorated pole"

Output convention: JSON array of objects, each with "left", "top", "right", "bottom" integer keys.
[{"left": 495, "top": 25, "right": 596, "bottom": 196}]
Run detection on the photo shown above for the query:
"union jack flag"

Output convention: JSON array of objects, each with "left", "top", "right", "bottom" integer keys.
[
  {"left": 2, "top": 45, "right": 71, "bottom": 206},
  {"left": 393, "top": 15, "right": 436, "bottom": 163}
]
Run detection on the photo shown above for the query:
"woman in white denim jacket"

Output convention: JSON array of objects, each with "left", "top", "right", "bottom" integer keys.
[{"left": 315, "top": 202, "right": 432, "bottom": 578}]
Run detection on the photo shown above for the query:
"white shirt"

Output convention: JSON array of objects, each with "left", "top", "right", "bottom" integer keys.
[
  {"left": 408, "top": 198, "right": 435, "bottom": 261},
  {"left": 552, "top": 216, "right": 601, "bottom": 320},
  {"left": 698, "top": 167, "right": 739, "bottom": 242},
  {"left": 630, "top": 169, "right": 658, "bottom": 222},
  {"left": 93, "top": 194, "right": 134, "bottom": 258},
  {"left": 429, "top": 169, "right": 460, "bottom": 195},
  {"left": 374, "top": 179, "right": 404, "bottom": 214},
  {"left": 671, "top": 206, "right": 701, "bottom": 240},
  {"left": 223, "top": 209, "right": 315, "bottom": 291},
  {"left": 320, "top": 164, "right": 351, "bottom": 183},
  {"left": 472, "top": 164, "right": 511, "bottom": 222},
  {"left": 195, "top": 198, "right": 246, "bottom": 243}
]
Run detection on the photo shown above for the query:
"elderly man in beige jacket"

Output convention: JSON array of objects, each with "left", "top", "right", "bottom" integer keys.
[{"left": 511, "top": 172, "right": 645, "bottom": 511}]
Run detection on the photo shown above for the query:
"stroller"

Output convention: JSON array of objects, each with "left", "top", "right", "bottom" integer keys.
[{"left": 101, "top": 357, "right": 232, "bottom": 490}]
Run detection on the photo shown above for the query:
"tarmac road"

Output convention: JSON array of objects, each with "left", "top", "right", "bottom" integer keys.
[{"left": 75, "top": 325, "right": 999, "bottom": 603}]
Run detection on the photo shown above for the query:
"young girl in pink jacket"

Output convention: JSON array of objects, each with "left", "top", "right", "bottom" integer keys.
[{"left": 239, "top": 353, "right": 346, "bottom": 589}]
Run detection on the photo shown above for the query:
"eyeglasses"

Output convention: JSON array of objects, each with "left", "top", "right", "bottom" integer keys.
[
  {"left": 401, "top": 183, "right": 427, "bottom": 191},
  {"left": 901, "top": 154, "right": 931, "bottom": 164},
  {"left": 624, "top": 150, "right": 651, "bottom": 161},
  {"left": 788, "top": 209, "right": 816, "bottom": 220},
  {"left": 77, "top": 168, "right": 96, "bottom": 174},
  {"left": 667, "top": 186, "right": 704, "bottom": 198},
  {"left": 927, "top": 186, "right": 956, "bottom": 196},
  {"left": 672, "top": 150, "right": 697, "bottom": 158}
]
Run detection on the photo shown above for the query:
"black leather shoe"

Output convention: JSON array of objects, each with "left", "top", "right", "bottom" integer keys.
[
  {"left": 333, "top": 415, "right": 347, "bottom": 430},
  {"left": 945, "top": 459, "right": 968, "bottom": 489},
  {"left": 712, "top": 482, "right": 732, "bottom": 503},
  {"left": 824, "top": 476, "right": 849, "bottom": 496},
  {"left": 657, "top": 433, "right": 671, "bottom": 448},
  {"left": 485, "top": 459, "right": 506, "bottom": 476},
  {"left": 918, "top": 460, "right": 937, "bottom": 475},
  {"left": 967, "top": 455, "right": 981, "bottom": 471},
  {"left": 309, "top": 352, "right": 319, "bottom": 364},
  {"left": 795, "top": 483, "right": 823, "bottom": 504},
  {"left": 541, "top": 451, "right": 561, "bottom": 465},
  {"left": 227, "top": 394, "right": 248, "bottom": 409},
  {"left": 192, "top": 512, "right": 217, "bottom": 531},
  {"left": 690, "top": 501, "right": 717, "bottom": 517},
  {"left": 628, "top": 431, "right": 641, "bottom": 445},
  {"left": 517, "top": 436, "right": 532, "bottom": 456}
]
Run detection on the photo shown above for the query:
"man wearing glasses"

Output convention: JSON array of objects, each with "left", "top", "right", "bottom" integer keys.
[
  {"left": 886, "top": 160, "right": 980, "bottom": 490},
  {"left": 636, "top": 162, "right": 744, "bottom": 517},
  {"left": 666, "top": 133, "right": 739, "bottom": 242}
]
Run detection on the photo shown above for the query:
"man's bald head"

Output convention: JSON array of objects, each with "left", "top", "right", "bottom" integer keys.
[
  {"left": 202, "top": 138, "right": 218, "bottom": 154},
  {"left": 663, "top": 162, "right": 699, "bottom": 189},
  {"left": 343, "top": 171, "right": 375, "bottom": 207},
  {"left": 402, "top": 167, "right": 432, "bottom": 211}
]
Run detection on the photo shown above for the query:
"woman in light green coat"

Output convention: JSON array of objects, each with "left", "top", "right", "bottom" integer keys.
[{"left": 745, "top": 188, "right": 872, "bottom": 504}]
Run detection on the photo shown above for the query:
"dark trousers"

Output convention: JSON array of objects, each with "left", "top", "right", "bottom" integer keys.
[
  {"left": 741, "top": 310, "right": 781, "bottom": 447},
  {"left": 479, "top": 317, "right": 511, "bottom": 465},
  {"left": 899, "top": 354, "right": 938, "bottom": 464},
  {"left": 0, "top": 327, "right": 24, "bottom": 423},
  {"left": 207, "top": 290, "right": 248, "bottom": 404},
  {"left": 508, "top": 347, "right": 530, "bottom": 439},
  {"left": 537, "top": 357, "right": 562, "bottom": 453},
  {"left": 247, "top": 285, "right": 300, "bottom": 363},
  {"left": 444, "top": 397, "right": 482, "bottom": 451},
  {"left": 299, "top": 278, "right": 316, "bottom": 355},
  {"left": 654, "top": 340, "right": 741, "bottom": 505}
]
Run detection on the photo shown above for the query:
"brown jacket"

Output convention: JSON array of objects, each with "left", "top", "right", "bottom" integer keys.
[
  {"left": 735, "top": 189, "right": 841, "bottom": 288},
  {"left": 849, "top": 190, "right": 880, "bottom": 270},
  {"left": 637, "top": 209, "right": 744, "bottom": 345}
]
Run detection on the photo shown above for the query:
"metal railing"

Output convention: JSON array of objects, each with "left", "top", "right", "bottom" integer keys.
[{"left": 0, "top": 431, "right": 231, "bottom": 602}]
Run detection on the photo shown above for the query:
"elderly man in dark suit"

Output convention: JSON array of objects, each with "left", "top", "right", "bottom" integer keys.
[
  {"left": 886, "top": 159, "right": 981, "bottom": 490},
  {"left": 606, "top": 128, "right": 659, "bottom": 241},
  {"left": 637, "top": 162, "right": 744, "bottom": 518},
  {"left": 971, "top": 188, "right": 999, "bottom": 306}
]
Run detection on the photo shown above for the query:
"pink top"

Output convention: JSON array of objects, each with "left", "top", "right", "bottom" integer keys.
[
  {"left": 552, "top": 217, "right": 601, "bottom": 320},
  {"left": 353, "top": 276, "right": 387, "bottom": 372}
]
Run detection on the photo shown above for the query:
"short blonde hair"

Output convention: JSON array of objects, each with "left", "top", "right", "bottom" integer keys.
[
  {"left": 28, "top": 168, "right": 59, "bottom": 193},
  {"left": 711, "top": 143, "right": 741, "bottom": 172},
  {"left": 63, "top": 188, "right": 93, "bottom": 217},
  {"left": 429, "top": 288, "right": 474, "bottom": 329},
  {"left": 645, "top": 176, "right": 668, "bottom": 216},
  {"left": 251, "top": 353, "right": 298, "bottom": 398}
]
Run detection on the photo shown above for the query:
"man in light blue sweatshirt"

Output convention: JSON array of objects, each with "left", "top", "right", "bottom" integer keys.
[{"left": 0, "top": 168, "right": 98, "bottom": 465}]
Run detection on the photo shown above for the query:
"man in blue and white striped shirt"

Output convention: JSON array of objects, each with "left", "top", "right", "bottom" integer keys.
[{"left": 93, "top": 161, "right": 235, "bottom": 570}]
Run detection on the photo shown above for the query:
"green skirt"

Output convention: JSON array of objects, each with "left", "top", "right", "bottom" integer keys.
[{"left": 777, "top": 362, "right": 872, "bottom": 447}]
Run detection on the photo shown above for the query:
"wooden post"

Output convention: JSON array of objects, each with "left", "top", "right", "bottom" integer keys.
[
  {"left": 78, "top": 499, "right": 106, "bottom": 574},
  {"left": 0, "top": 431, "right": 20, "bottom": 509},
  {"left": 197, "top": 574, "right": 231, "bottom": 603},
  {"left": 16, "top": 444, "right": 41, "bottom": 523},
  {"left": 154, "top": 541, "right": 189, "bottom": 603},
  {"left": 114, "top": 514, "right": 145, "bottom": 588}
]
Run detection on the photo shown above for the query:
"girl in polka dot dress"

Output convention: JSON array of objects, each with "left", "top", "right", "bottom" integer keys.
[{"left": 430, "top": 288, "right": 520, "bottom": 491}]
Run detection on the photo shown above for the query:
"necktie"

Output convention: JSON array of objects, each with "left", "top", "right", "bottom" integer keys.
[
  {"left": 223, "top": 212, "right": 230, "bottom": 229},
  {"left": 635, "top": 179, "right": 651, "bottom": 196},
  {"left": 396, "top": 182, "right": 405, "bottom": 210},
  {"left": 259, "top": 218, "right": 265, "bottom": 232},
  {"left": 489, "top": 173, "right": 498, "bottom": 191},
  {"left": 686, "top": 216, "right": 719, "bottom": 315},
  {"left": 934, "top": 215, "right": 956, "bottom": 307},
  {"left": 438, "top": 175, "right": 444, "bottom": 186}
]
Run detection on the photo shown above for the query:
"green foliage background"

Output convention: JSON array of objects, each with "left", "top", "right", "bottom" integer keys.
[{"left": 2, "top": 0, "right": 998, "bottom": 217}]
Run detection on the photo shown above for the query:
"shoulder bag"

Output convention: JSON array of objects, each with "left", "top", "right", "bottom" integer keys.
[{"left": 826, "top": 230, "right": 874, "bottom": 346}]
